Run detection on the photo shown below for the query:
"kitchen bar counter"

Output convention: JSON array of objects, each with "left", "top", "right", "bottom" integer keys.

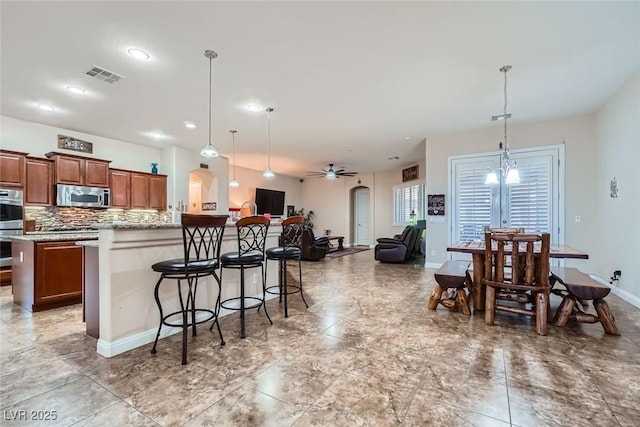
[
  {"left": 12, "top": 232, "right": 98, "bottom": 242},
  {"left": 95, "top": 222, "right": 283, "bottom": 358}
]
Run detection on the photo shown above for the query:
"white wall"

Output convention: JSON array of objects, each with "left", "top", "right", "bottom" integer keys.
[
  {"left": 301, "top": 159, "right": 425, "bottom": 245},
  {"left": 425, "top": 114, "right": 598, "bottom": 269},
  {"left": 1, "top": 115, "right": 161, "bottom": 171},
  {"left": 228, "top": 165, "right": 303, "bottom": 215},
  {"left": 594, "top": 70, "right": 640, "bottom": 302}
]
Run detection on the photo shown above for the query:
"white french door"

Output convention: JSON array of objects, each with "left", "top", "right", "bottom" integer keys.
[{"left": 449, "top": 145, "right": 564, "bottom": 245}]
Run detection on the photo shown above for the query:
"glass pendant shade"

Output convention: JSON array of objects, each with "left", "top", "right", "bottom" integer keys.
[
  {"left": 200, "top": 143, "right": 218, "bottom": 158},
  {"left": 326, "top": 170, "right": 336, "bottom": 179},
  {"left": 229, "top": 179, "right": 239, "bottom": 188},
  {"left": 505, "top": 167, "right": 520, "bottom": 184},
  {"left": 201, "top": 50, "right": 220, "bottom": 159},
  {"left": 262, "top": 168, "right": 275, "bottom": 178},
  {"left": 484, "top": 171, "right": 499, "bottom": 185}
]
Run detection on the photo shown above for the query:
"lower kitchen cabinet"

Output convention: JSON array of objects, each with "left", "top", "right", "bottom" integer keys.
[{"left": 13, "top": 239, "right": 85, "bottom": 312}]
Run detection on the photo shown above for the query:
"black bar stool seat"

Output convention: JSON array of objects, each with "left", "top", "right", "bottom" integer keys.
[
  {"left": 265, "top": 216, "right": 308, "bottom": 318},
  {"left": 218, "top": 215, "right": 272, "bottom": 339},
  {"left": 150, "top": 214, "right": 227, "bottom": 365}
]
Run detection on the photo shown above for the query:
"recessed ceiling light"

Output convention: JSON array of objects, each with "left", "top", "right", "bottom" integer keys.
[
  {"left": 184, "top": 121, "right": 196, "bottom": 129},
  {"left": 127, "top": 48, "right": 150, "bottom": 60},
  {"left": 65, "top": 85, "right": 86, "bottom": 95},
  {"left": 245, "top": 103, "right": 263, "bottom": 112},
  {"left": 36, "top": 104, "right": 56, "bottom": 112}
]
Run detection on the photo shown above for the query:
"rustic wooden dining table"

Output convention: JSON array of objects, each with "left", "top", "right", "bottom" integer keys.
[{"left": 447, "top": 241, "right": 589, "bottom": 312}]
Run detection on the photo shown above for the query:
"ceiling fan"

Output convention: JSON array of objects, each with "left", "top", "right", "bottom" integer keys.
[{"left": 306, "top": 163, "right": 357, "bottom": 179}]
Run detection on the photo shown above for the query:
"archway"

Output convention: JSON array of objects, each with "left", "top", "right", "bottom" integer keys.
[{"left": 188, "top": 168, "right": 218, "bottom": 214}]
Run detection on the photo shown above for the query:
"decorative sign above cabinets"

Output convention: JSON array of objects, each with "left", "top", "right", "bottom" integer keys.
[
  {"left": 58, "top": 135, "right": 93, "bottom": 154},
  {"left": 402, "top": 164, "right": 419, "bottom": 182}
]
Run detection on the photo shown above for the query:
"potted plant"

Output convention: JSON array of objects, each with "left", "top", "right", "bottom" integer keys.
[{"left": 294, "top": 208, "right": 315, "bottom": 229}]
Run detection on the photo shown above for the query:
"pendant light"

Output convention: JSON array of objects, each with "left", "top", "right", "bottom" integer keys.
[
  {"left": 262, "top": 107, "right": 275, "bottom": 178},
  {"left": 200, "top": 50, "right": 219, "bottom": 158},
  {"left": 485, "top": 65, "right": 520, "bottom": 185},
  {"left": 229, "top": 130, "right": 239, "bottom": 188}
]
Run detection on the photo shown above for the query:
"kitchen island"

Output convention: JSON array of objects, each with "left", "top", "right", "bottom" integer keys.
[
  {"left": 11, "top": 231, "right": 98, "bottom": 312},
  {"left": 92, "top": 222, "right": 283, "bottom": 358}
]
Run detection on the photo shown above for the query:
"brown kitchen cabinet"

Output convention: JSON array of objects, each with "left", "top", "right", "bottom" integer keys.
[
  {"left": 12, "top": 239, "right": 85, "bottom": 312},
  {"left": 0, "top": 149, "right": 27, "bottom": 188},
  {"left": 130, "top": 172, "right": 166, "bottom": 210},
  {"left": 25, "top": 157, "right": 54, "bottom": 206},
  {"left": 46, "top": 152, "right": 111, "bottom": 187},
  {"left": 149, "top": 174, "right": 167, "bottom": 210},
  {"left": 109, "top": 169, "right": 131, "bottom": 209}
]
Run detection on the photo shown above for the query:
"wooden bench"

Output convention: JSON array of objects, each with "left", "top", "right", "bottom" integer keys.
[
  {"left": 428, "top": 260, "right": 471, "bottom": 315},
  {"left": 551, "top": 267, "right": 619, "bottom": 335}
]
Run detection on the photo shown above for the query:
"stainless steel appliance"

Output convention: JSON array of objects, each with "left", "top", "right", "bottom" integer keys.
[
  {"left": 56, "top": 184, "right": 110, "bottom": 208},
  {"left": 0, "top": 189, "right": 24, "bottom": 268}
]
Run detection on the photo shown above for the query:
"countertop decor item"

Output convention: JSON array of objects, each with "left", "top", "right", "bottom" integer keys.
[{"left": 151, "top": 163, "right": 158, "bottom": 174}]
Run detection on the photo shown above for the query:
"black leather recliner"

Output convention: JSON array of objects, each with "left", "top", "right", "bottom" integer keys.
[
  {"left": 374, "top": 226, "right": 419, "bottom": 263},
  {"left": 301, "top": 228, "right": 329, "bottom": 261}
]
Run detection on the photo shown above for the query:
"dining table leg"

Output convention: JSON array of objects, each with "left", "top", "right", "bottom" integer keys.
[{"left": 472, "top": 253, "right": 485, "bottom": 312}]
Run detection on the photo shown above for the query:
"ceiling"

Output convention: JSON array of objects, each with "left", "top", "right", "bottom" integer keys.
[{"left": 1, "top": 1, "right": 639, "bottom": 178}]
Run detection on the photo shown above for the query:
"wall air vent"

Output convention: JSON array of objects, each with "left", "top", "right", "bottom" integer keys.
[{"left": 85, "top": 66, "right": 125, "bottom": 84}]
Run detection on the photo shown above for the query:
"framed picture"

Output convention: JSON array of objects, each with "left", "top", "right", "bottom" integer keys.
[
  {"left": 428, "top": 194, "right": 445, "bottom": 216},
  {"left": 202, "top": 202, "right": 217, "bottom": 211},
  {"left": 287, "top": 205, "right": 295, "bottom": 217},
  {"left": 402, "top": 165, "right": 419, "bottom": 182}
]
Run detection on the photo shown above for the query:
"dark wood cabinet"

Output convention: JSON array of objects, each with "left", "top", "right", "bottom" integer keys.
[
  {"left": 46, "top": 152, "right": 111, "bottom": 187},
  {"left": 85, "top": 159, "right": 110, "bottom": 187},
  {"left": 109, "top": 169, "right": 131, "bottom": 209},
  {"left": 12, "top": 239, "right": 85, "bottom": 312},
  {"left": 0, "top": 149, "right": 27, "bottom": 188},
  {"left": 149, "top": 175, "right": 167, "bottom": 210},
  {"left": 25, "top": 157, "right": 54, "bottom": 206},
  {"left": 130, "top": 172, "right": 149, "bottom": 209}
]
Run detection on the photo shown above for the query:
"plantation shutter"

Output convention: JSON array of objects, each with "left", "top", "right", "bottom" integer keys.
[{"left": 393, "top": 181, "right": 425, "bottom": 226}]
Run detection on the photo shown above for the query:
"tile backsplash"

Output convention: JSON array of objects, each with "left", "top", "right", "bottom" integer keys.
[{"left": 25, "top": 207, "right": 173, "bottom": 231}]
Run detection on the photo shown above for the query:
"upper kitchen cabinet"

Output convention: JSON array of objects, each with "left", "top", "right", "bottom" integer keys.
[
  {"left": 25, "top": 157, "right": 54, "bottom": 206},
  {"left": 109, "top": 169, "right": 131, "bottom": 209},
  {"left": 45, "top": 152, "right": 111, "bottom": 187},
  {"left": 0, "top": 149, "right": 27, "bottom": 188},
  {"left": 130, "top": 172, "right": 167, "bottom": 210}
]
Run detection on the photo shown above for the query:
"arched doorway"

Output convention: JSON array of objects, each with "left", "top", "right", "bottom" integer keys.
[
  {"left": 188, "top": 168, "right": 217, "bottom": 214},
  {"left": 350, "top": 186, "right": 371, "bottom": 246}
]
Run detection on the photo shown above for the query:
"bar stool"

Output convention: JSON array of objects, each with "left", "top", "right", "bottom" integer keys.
[
  {"left": 218, "top": 215, "right": 272, "bottom": 338},
  {"left": 265, "top": 216, "right": 308, "bottom": 317},
  {"left": 150, "top": 214, "right": 227, "bottom": 365}
]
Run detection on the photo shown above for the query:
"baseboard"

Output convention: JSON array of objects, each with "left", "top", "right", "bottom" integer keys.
[
  {"left": 97, "top": 292, "right": 278, "bottom": 358},
  {"left": 425, "top": 262, "right": 443, "bottom": 269},
  {"left": 589, "top": 274, "right": 640, "bottom": 309}
]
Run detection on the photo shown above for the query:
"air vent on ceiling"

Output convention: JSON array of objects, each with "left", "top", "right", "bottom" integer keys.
[{"left": 85, "top": 66, "right": 125, "bottom": 84}]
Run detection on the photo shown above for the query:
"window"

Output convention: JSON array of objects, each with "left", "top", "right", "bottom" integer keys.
[
  {"left": 393, "top": 180, "right": 425, "bottom": 226},
  {"left": 449, "top": 145, "right": 564, "bottom": 244}
]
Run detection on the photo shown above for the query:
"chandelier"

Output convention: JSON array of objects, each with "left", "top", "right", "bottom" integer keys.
[
  {"left": 485, "top": 65, "right": 520, "bottom": 185},
  {"left": 200, "top": 50, "right": 220, "bottom": 158}
]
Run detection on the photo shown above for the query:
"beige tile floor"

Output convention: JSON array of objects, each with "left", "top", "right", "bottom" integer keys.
[{"left": 1, "top": 250, "right": 639, "bottom": 426}]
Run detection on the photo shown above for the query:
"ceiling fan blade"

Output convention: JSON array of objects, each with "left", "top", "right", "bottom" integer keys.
[
  {"left": 306, "top": 171, "right": 326, "bottom": 176},
  {"left": 337, "top": 171, "right": 358, "bottom": 176}
]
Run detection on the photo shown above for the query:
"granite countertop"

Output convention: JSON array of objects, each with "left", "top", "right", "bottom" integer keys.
[
  {"left": 75, "top": 240, "right": 99, "bottom": 248},
  {"left": 12, "top": 231, "right": 99, "bottom": 242},
  {"left": 90, "top": 223, "right": 180, "bottom": 230}
]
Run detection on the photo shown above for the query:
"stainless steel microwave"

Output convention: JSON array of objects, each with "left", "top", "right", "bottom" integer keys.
[{"left": 56, "top": 184, "right": 110, "bottom": 208}]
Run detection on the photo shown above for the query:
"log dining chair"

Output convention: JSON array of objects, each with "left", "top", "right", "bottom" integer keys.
[
  {"left": 483, "top": 229, "right": 551, "bottom": 335},
  {"left": 218, "top": 215, "right": 272, "bottom": 338},
  {"left": 265, "top": 216, "right": 308, "bottom": 318},
  {"left": 150, "top": 214, "right": 228, "bottom": 365}
]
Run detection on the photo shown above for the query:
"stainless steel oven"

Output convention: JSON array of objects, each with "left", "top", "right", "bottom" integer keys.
[{"left": 0, "top": 189, "right": 23, "bottom": 268}]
